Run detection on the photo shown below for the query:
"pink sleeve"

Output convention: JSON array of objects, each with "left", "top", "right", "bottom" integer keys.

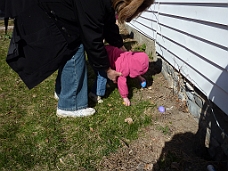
[{"left": 117, "top": 76, "right": 128, "bottom": 98}]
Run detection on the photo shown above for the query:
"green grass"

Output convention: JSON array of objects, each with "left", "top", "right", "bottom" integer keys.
[
  {"left": 132, "top": 43, "right": 146, "bottom": 52},
  {"left": 0, "top": 28, "right": 155, "bottom": 170},
  {"left": 156, "top": 125, "right": 171, "bottom": 135}
]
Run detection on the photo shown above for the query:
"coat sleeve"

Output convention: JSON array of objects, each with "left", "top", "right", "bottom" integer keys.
[
  {"left": 103, "top": 13, "right": 123, "bottom": 48},
  {"left": 74, "top": 0, "right": 123, "bottom": 71},
  {"left": 117, "top": 76, "right": 129, "bottom": 98},
  {"left": 4, "top": 0, "right": 37, "bottom": 18}
]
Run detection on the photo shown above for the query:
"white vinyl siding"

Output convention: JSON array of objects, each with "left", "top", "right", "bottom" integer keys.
[{"left": 127, "top": 1, "right": 228, "bottom": 114}]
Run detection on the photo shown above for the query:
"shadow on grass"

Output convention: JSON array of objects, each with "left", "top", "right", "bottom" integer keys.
[
  {"left": 154, "top": 130, "right": 227, "bottom": 171},
  {"left": 153, "top": 132, "right": 209, "bottom": 171}
]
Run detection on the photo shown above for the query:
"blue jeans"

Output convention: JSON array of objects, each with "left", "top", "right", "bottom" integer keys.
[
  {"left": 55, "top": 44, "right": 88, "bottom": 110},
  {"left": 91, "top": 70, "right": 107, "bottom": 96}
]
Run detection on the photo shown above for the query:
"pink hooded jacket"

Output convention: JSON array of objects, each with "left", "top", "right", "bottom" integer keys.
[{"left": 105, "top": 45, "right": 149, "bottom": 98}]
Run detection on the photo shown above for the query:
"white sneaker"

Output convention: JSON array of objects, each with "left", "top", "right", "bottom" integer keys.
[
  {"left": 54, "top": 92, "right": 59, "bottom": 100},
  {"left": 89, "top": 92, "right": 103, "bottom": 104},
  {"left": 56, "top": 108, "right": 95, "bottom": 118}
]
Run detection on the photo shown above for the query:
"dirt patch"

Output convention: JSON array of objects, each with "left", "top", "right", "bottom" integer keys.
[
  {"left": 96, "top": 24, "right": 220, "bottom": 171},
  {"left": 97, "top": 73, "right": 207, "bottom": 171}
]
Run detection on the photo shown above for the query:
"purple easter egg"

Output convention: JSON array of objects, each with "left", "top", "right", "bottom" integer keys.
[{"left": 158, "top": 106, "right": 165, "bottom": 113}]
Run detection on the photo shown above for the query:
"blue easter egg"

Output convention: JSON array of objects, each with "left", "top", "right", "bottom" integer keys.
[{"left": 141, "top": 81, "right": 146, "bottom": 88}]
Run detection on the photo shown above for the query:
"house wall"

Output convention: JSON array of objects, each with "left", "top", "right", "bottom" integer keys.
[
  {"left": 127, "top": 0, "right": 228, "bottom": 115},
  {"left": 124, "top": 0, "right": 228, "bottom": 164}
]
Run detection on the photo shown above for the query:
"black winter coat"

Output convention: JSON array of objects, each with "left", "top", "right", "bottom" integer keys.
[{"left": 5, "top": 0, "right": 123, "bottom": 89}]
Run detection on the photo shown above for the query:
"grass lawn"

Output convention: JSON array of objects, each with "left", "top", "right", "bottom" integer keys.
[{"left": 0, "top": 25, "right": 155, "bottom": 170}]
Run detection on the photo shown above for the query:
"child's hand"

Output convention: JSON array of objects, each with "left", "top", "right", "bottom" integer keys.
[{"left": 123, "top": 98, "right": 131, "bottom": 106}]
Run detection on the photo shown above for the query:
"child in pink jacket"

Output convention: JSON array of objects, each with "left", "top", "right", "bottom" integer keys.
[{"left": 89, "top": 45, "right": 149, "bottom": 106}]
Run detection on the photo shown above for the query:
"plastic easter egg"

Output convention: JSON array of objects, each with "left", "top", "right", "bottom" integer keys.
[
  {"left": 207, "top": 165, "right": 216, "bottom": 171},
  {"left": 141, "top": 81, "right": 146, "bottom": 88},
  {"left": 158, "top": 106, "right": 165, "bottom": 113}
]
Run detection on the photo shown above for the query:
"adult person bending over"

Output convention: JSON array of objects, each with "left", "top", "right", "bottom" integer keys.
[{"left": 5, "top": 0, "right": 155, "bottom": 118}]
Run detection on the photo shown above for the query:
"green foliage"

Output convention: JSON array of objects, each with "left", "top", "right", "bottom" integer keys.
[
  {"left": 131, "top": 43, "right": 154, "bottom": 60},
  {"left": 156, "top": 125, "right": 171, "bottom": 135},
  {"left": 0, "top": 34, "right": 11, "bottom": 40},
  {"left": 148, "top": 52, "right": 154, "bottom": 60},
  {"left": 0, "top": 29, "right": 155, "bottom": 170},
  {"left": 132, "top": 43, "right": 146, "bottom": 52}
]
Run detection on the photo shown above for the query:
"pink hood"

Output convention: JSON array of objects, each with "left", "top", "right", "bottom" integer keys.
[
  {"left": 127, "top": 51, "right": 149, "bottom": 78},
  {"left": 105, "top": 45, "right": 149, "bottom": 78}
]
